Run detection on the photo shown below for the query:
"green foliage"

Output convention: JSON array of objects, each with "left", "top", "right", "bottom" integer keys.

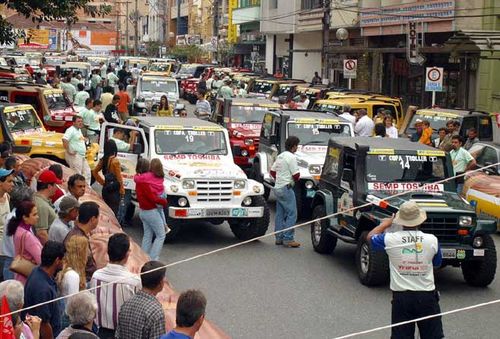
[
  {"left": 169, "top": 45, "right": 205, "bottom": 63},
  {"left": 0, "top": 0, "right": 111, "bottom": 44},
  {"left": 146, "top": 41, "right": 162, "bottom": 57}
]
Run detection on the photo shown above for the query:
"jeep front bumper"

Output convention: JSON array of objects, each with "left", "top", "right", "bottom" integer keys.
[
  {"left": 441, "top": 244, "right": 490, "bottom": 262},
  {"left": 169, "top": 206, "right": 264, "bottom": 219}
]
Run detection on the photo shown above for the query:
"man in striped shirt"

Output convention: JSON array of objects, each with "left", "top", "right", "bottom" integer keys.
[{"left": 90, "top": 233, "right": 141, "bottom": 339}]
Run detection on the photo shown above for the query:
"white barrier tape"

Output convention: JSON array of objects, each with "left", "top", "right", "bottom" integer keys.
[
  {"left": 1, "top": 162, "right": 499, "bottom": 319},
  {"left": 333, "top": 298, "right": 500, "bottom": 339}
]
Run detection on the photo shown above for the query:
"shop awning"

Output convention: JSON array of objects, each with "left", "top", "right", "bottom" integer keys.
[{"left": 445, "top": 30, "right": 500, "bottom": 53}]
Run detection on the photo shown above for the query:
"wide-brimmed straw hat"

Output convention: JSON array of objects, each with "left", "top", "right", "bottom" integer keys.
[{"left": 393, "top": 201, "right": 427, "bottom": 227}]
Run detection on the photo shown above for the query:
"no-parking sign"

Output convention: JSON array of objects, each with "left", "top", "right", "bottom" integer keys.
[
  {"left": 425, "top": 67, "right": 444, "bottom": 92},
  {"left": 343, "top": 59, "right": 357, "bottom": 79}
]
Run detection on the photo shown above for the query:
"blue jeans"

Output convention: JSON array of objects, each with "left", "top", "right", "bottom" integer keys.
[
  {"left": 117, "top": 190, "right": 132, "bottom": 225},
  {"left": 274, "top": 185, "right": 297, "bottom": 242},
  {"left": 139, "top": 208, "right": 166, "bottom": 260},
  {"left": 2, "top": 256, "right": 13, "bottom": 280},
  {"left": 457, "top": 183, "right": 464, "bottom": 195}
]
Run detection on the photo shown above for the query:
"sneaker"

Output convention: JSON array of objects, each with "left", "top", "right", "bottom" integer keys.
[
  {"left": 275, "top": 239, "right": 283, "bottom": 245},
  {"left": 283, "top": 241, "right": 301, "bottom": 248}
]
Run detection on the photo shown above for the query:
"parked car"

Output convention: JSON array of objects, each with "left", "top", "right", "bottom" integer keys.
[{"left": 134, "top": 74, "right": 182, "bottom": 115}]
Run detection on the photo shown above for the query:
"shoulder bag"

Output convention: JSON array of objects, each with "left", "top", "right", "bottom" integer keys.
[{"left": 10, "top": 231, "right": 37, "bottom": 277}]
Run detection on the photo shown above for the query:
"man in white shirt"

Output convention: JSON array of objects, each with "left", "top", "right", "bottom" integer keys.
[
  {"left": 297, "top": 94, "right": 310, "bottom": 110},
  {"left": 368, "top": 201, "right": 443, "bottom": 339},
  {"left": 354, "top": 109, "right": 375, "bottom": 137},
  {"left": 48, "top": 196, "right": 79, "bottom": 243},
  {"left": 339, "top": 104, "right": 356, "bottom": 125},
  {"left": 270, "top": 136, "right": 301, "bottom": 248},
  {"left": 91, "top": 233, "right": 141, "bottom": 339},
  {"left": 100, "top": 62, "right": 108, "bottom": 78}
]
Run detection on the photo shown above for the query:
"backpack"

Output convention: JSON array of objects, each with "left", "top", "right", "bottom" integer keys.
[{"left": 102, "top": 158, "right": 120, "bottom": 193}]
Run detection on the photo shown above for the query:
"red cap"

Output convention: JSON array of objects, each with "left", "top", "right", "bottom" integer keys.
[{"left": 38, "top": 170, "right": 62, "bottom": 184}]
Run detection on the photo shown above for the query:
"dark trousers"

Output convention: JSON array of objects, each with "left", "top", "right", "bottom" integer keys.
[
  {"left": 97, "top": 327, "right": 115, "bottom": 339},
  {"left": 102, "top": 189, "right": 120, "bottom": 217},
  {"left": 391, "top": 291, "right": 444, "bottom": 339}
]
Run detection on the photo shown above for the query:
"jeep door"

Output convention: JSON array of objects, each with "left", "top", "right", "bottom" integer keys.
[
  {"left": 258, "top": 112, "right": 281, "bottom": 180},
  {"left": 98, "top": 122, "right": 148, "bottom": 190}
]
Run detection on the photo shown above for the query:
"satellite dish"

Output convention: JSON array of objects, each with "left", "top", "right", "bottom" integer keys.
[{"left": 336, "top": 28, "right": 349, "bottom": 41}]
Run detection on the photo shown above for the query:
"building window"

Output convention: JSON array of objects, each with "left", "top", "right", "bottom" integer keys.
[
  {"left": 269, "top": 0, "right": 277, "bottom": 9},
  {"left": 239, "top": 0, "right": 260, "bottom": 7},
  {"left": 301, "top": 0, "right": 322, "bottom": 9}
]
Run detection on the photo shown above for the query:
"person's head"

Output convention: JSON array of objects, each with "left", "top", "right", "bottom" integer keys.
[
  {"left": 374, "top": 123, "right": 386, "bottom": 137},
  {"left": 342, "top": 104, "right": 351, "bottom": 114},
  {"left": 314, "top": 71, "right": 319, "bottom": 76},
  {"left": 0, "top": 168, "right": 15, "bottom": 194},
  {"left": 36, "top": 169, "right": 62, "bottom": 196},
  {"left": 108, "top": 233, "right": 130, "bottom": 263},
  {"left": 133, "top": 63, "right": 137, "bottom": 68},
  {"left": 77, "top": 83, "right": 85, "bottom": 91},
  {"left": 358, "top": 109, "right": 367, "bottom": 117},
  {"left": 179, "top": 109, "right": 188, "bottom": 117},
  {"left": 453, "top": 120, "right": 461, "bottom": 131},
  {"left": 196, "top": 91, "right": 205, "bottom": 100},
  {"left": 451, "top": 135, "right": 463, "bottom": 150},
  {"left": 0, "top": 142, "right": 12, "bottom": 165},
  {"left": 112, "top": 127, "right": 125, "bottom": 140},
  {"left": 136, "top": 158, "right": 150, "bottom": 174},
  {"left": 73, "top": 115, "right": 84, "bottom": 129},
  {"left": 285, "top": 136, "right": 300, "bottom": 153},
  {"left": 438, "top": 127, "right": 447, "bottom": 139},
  {"left": 118, "top": 84, "right": 125, "bottom": 91},
  {"left": 446, "top": 120, "right": 456, "bottom": 133},
  {"left": 58, "top": 195, "right": 80, "bottom": 221},
  {"left": 0, "top": 279, "right": 24, "bottom": 312},
  {"left": 150, "top": 158, "right": 164, "bottom": 178},
  {"left": 422, "top": 120, "right": 430, "bottom": 128},
  {"left": 414, "top": 119, "right": 423, "bottom": 132},
  {"left": 65, "top": 291, "right": 97, "bottom": 328},
  {"left": 160, "top": 95, "right": 169, "bottom": 109},
  {"left": 393, "top": 200, "right": 427, "bottom": 229},
  {"left": 122, "top": 65, "right": 126, "bottom": 70},
  {"left": 384, "top": 116, "right": 393, "bottom": 127},
  {"left": 93, "top": 99, "right": 102, "bottom": 112},
  {"left": 3, "top": 157, "right": 17, "bottom": 173},
  {"left": 103, "top": 139, "right": 118, "bottom": 159},
  {"left": 67, "top": 174, "right": 86, "bottom": 199},
  {"left": 78, "top": 201, "right": 100, "bottom": 229},
  {"left": 85, "top": 97, "right": 94, "bottom": 109},
  {"left": 112, "top": 94, "right": 120, "bottom": 105},
  {"left": 300, "top": 93, "right": 307, "bottom": 102},
  {"left": 61, "top": 236, "right": 88, "bottom": 290},
  {"left": 176, "top": 290, "right": 207, "bottom": 332},
  {"left": 140, "top": 261, "right": 166, "bottom": 293},
  {"left": 467, "top": 127, "right": 477, "bottom": 140},
  {"left": 41, "top": 240, "right": 66, "bottom": 271}
]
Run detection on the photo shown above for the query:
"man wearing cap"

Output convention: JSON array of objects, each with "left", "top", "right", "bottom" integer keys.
[
  {"left": 0, "top": 168, "right": 15, "bottom": 280},
  {"left": 48, "top": 196, "right": 80, "bottom": 243},
  {"left": 367, "top": 201, "right": 443, "bottom": 339},
  {"left": 34, "top": 170, "right": 61, "bottom": 245},
  {"left": 62, "top": 115, "right": 91, "bottom": 185}
]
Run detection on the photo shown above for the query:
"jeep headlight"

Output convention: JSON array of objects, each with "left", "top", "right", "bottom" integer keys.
[
  {"left": 305, "top": 180, "right": 314, "bottom": 189},
  {"left": 170, "top": 184, "right": 179, "bottom": 193},
  {"left": 459, "top": 216, "right": 473, "bottom": 227},
  {"left": 308, "top": 165, "right": 321, "bottom": 174},
  {"left": 244, "top": 138, "right": 253, "bottom": 146},
  {"left": 234, "top": 179, "right": 246, "bottom": 189},
  {"left": 182, "top": 180, "right": 195, "bottom": 189},
  {"left": 178, "top": 197, "right": 188, "bottom": 207}
]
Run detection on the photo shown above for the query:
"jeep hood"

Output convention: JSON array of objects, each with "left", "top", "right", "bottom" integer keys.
[
  {"left": 228, "top": 123, "right": 262, "bottom": 138},
  {"left": 142, "top": 91, "right": 178, "bottom": 101},
  {"left": 368, "top": 190, "right": 475, "bottom": 214},
  {"left": 14, "top": 129, "right": 64, "bottom": 147},
  {"left": 162, "top": 156, "right": 247, "bottom": 180}
]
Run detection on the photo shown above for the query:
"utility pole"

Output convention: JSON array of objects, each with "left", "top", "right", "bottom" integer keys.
[
  {"left": 125, "top": 1, "right": 130, "bottom": 54},
  {"left": 115, "top": 2, "right": 121, "bottom": 51},
  {"left": 213, "top": 0, "right": 219, "bottom": 38},
  {"left": 134, "top": 0, "right": 139, "bottom": 55},
  {"left": 322, "top": 0, "right": 331, "bottom": 81},
  {"left": 176, "top": 0, "right": 181, "bottom": 37},
  {"left": 163, "top": 0, "right": 168, "bottom": 47}
]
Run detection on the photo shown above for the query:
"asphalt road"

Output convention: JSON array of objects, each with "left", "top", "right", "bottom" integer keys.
[{"left": 124, "top": 100, "right": 500, "bottom": 338}]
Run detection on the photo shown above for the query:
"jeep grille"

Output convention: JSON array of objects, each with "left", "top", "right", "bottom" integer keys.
[
  {"left": 419, "top": 215, "right": 459, "bottom": 243},
  {"left": 195, "top": 180, "right": 233, "bottom": 202}
]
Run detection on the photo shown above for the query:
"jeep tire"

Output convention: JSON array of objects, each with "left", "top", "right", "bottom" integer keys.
[
  {"left": 229, "top": 196, "right": 270, "bottom": 240},
  {"left": 356, "top": 231, "right": 390, "bottom": 286},
  {"left": 311, "top": 205, "right": 337, "bottom": 254},
  {"left": 461, "top": 234, "right": 497, "bottom": 287}
]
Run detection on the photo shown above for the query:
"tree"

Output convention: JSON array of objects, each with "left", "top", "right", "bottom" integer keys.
[{"left": 0, "top": 0, "right": 111, "bottom": 44}]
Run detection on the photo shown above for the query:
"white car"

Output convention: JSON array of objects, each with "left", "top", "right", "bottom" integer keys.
[
  {"left": 99, "top": 117, "right": 270, "bottom": 241},
  {"left": 135, "top": 75, "right": 181, "bottom": 115}
]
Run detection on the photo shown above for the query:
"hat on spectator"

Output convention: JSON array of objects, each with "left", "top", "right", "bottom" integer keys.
[
  {"left": 59, "top": 196, "right": 80, "bottom": 214},
  {"left": 38, "top": 170, "right": 63, "bottom": 184},
  {"left": 0, "top": 168, "right": 13, "bottom": 177},
  {"left": 393, "top": 201, "right": 427, "bottom": 227}
]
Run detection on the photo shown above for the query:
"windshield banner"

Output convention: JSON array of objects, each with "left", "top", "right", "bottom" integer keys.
[{"left": 368, "top": 182, "right": 444, "bottom": 192}]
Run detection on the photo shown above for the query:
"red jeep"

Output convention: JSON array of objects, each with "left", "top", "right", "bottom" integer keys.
[{"left": 211, "top": 98, "right": 280, "bottom": 168}]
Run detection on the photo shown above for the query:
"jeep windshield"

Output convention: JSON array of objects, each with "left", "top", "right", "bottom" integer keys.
[
  {"left": 230, "top": 106, "right": 267, "bottom": 123},
  {"left": 365, "top": 154, "right": 447, "bottom": 188},
  {"left": 5, "top": 108, "right": 42, "bottom": 133},
  {"left": 288, "top": 122, "right": 351, "bottom": 145},
  {"left": 45, "top": 92, "right": 69, "bottom": 111},
  {"left": 252, "top": 82, "right": 273, "bottom": 94},
  {"left": 176, "top": 65, "right": 198, "bottom": 76},
  {"left": 276, "top": 85, "right": 293, "bottom": 97},
  {"left": 155, "top": 129, "right": 228, "bottom": 155},
  {"left": 149, "top": 63, "right": 172, "bottom": 72},
  {"left": 405, "top": 112, "right": 459, "bottom": 135},
  {"left": 141, "top": 79, "right": 177, "bottom": 93}
]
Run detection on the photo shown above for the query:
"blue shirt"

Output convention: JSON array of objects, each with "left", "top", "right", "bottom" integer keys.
[
  {"left": 23, "top": 266, "right": 62, "bottom": 336},
  {"left": 160, "top": 330, "right": 191, "bottom": 339}
]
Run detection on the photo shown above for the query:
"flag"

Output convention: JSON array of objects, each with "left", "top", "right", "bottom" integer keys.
[{"left": 0, "top": 296, "right": 15, "bottom": 339}]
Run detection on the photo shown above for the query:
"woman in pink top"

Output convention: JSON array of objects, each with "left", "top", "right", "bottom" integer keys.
[{"left": 7, "top": 200, "right": 42, "bottom": 284}]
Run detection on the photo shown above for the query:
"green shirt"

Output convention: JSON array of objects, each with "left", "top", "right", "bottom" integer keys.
[
  {"left": 81, "top": 109, "right": 100, "bottom": 133},
  {"left": 74, "top": 90, "right": 90, "bottom": 107},
  {"left": 63, "top": 126, "right": 86, "bottom": 156},
  {"left": 218, "top": 85, "right": 233, "bottom": 99},
  {"left": 60, "top": 82, "right": 76, "bottom": 101},
  {"left": 91, "top": 74, "right": 102, "bottom": 89},
  {"left": 450, "top": 147, "right": 474, "bottom": 174},
  {"left": 107, "top": 73, "right": 119, "bottom": 87},
  {"left": 34, "top": 193, "right": 57, "bottom": 232},
  {"left": 110, "top": 136, "right": 130, "bottom": 152}
]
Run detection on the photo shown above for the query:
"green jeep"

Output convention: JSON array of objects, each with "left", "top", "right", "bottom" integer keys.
[{"left": 310, "top": 137, "right": 497, "bottom": 287}]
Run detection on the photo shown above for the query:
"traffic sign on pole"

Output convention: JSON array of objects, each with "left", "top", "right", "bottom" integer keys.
[
  {"left": 425, "top": 67, "right": 444, "bottom": 92},
  {"left": 343, "top": 59, "right": 357, "bottom": 79}
]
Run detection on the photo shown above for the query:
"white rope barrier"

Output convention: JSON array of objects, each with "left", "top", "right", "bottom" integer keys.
[{"left": 1, "top": 161, "right": 499, "bottom": 331}]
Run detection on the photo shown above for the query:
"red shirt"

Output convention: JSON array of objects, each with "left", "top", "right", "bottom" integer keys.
[
  {"left": 134, "top": 173, "right": 167, "bottom": 210},
  {"left": 51, "top": 187, "right": 65, "bottom": 203},
  {"left": 116, "top": 91, "right": 130, "bottom": 114}
]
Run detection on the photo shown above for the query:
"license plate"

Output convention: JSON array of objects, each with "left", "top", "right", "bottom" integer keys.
[
  {"left": 306, "top": 189, "right": 316, "bottom": 198},
  {"left": 231, "top": 208, "right": 248, "bottom": 217},
  {"left": 206, "top": 209, "right": 230, "bottom": 217},
  {"left": 441, "top": 248, "right": 456, "bottom": 259}
]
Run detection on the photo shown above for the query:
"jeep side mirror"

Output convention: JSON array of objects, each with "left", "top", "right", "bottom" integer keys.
[
  {"left": 342, "top": 168, "right": 354, "bottom": 182},
  {"left": 133, "top": 143, "right": 143, "bottom": 155}
]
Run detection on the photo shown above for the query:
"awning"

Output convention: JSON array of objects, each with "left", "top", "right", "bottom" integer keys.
[{"left": 445, "top": 30, "right": 500, "bottom": 53}]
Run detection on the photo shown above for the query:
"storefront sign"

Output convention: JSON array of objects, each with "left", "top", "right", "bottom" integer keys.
[
  {"left": 18, "top": 29, "right": 49, "bottom": 49},
  {"left": 228, "top": 0, "right": 238, "bottom": 43},
  {"left": 407, "top": 22, "right": 425, "bottom": 65},
  {"left": 343, "top": 59, "right": 357, "bottom": 79},
  {"left": 425, "top": 67, "right": 444, "bottom": 92}
]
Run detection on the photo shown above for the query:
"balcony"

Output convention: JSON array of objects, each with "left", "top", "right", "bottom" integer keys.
[
  {"left": 297, "top": 7, "right": 323, "bottom": 32},
  {"left": 233, "top": 4, "right": 260, "bottom": 25}
]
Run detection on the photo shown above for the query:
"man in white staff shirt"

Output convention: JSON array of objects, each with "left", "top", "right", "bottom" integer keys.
[
  {"left": 354, "top": 108, "right": 374, "bottom": 137},
  {"left": 368, "top": 201, "right": 444, "bottom": 339}
]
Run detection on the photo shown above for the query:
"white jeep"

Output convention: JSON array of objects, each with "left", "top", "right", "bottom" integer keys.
[{"left": 99, "top": 117, "right": 270, "bottom": 241}]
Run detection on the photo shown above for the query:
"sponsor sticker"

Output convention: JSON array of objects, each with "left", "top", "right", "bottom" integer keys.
[
  {"left": 368, "top": 182, "right": 444, "bottom": 192},
  {"left": 367, "top": 148, "right": 395, "bottom": 155},
  {"left": 457, "top": 250, "right": 466, "bottom": 260}
]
